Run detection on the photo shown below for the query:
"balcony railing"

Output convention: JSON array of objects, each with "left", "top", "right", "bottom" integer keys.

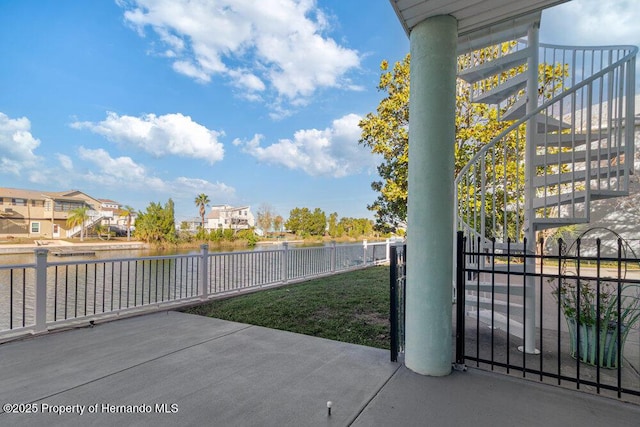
[{"left": 0, "top": 241, "right": 390, "bottom": 341}]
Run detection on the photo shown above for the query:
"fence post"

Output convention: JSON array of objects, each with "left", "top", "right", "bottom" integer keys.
[
  {"left": 34, "top": 249, "right": 49, "bottom": 333},
  {"left": 363, "top": 239, "right": 368, "bottom": 266},
  {"left": 330, "top": 241, "right": 336, "bottom": 273},
  {"left": 281, "top": 242, "right": 289, "bottom": 283},
  {"left": 199, "top": 244, "right": 209, "bottom": 300},
  {"left": 454, "top": 231, "right": 467, "bottom": 370},
  {"left": 390, "top": 245, "right": 398, "bottom": 362},
  {"left": 385, "top": 238, "right": 390, "bottom": 263}
]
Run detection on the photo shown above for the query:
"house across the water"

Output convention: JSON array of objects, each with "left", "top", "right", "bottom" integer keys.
[{"left": 0, "top": 187, "right": 133, "bottom": 239}]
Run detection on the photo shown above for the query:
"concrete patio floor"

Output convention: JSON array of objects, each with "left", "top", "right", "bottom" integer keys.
[{"left": 1, "top": 311, "right": 639, "bottom": 426}]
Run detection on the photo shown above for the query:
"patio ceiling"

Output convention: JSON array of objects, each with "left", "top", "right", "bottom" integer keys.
[{"left": 389, "top": 0, "right": 570, "bottom": 51}]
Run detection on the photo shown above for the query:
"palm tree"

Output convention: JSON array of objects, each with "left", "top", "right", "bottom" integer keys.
[
  {"left": 120, "top": 205, "right": 135, "bottom": 241},
  {"left": 66, "top": 206, "right": 90, "bottom": 242},
  {"left": 194, "top": 193, "right": 210, "bottom": 230}
]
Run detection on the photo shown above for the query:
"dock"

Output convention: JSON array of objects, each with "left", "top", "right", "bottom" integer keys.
[{"left": 51, "top": 249, "right": 96, "bottom": 257}]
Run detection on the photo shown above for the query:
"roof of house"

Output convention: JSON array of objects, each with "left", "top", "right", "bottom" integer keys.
[
  {"left": 206, "top": 210, "right": 221, "bottom": 220},
  {"left": 0, "top": 187, "right": 101, "bottom": 204}
]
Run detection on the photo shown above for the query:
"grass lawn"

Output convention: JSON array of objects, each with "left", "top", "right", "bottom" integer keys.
[{"left": 183, "top": 265, "right": 390, "bottom": 349}]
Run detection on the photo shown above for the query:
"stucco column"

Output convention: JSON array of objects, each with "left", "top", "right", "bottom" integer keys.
[{"left": 405, "top": 15, "right": 457, "bottom": 376}]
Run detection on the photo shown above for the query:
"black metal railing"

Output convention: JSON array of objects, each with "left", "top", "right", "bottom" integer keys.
[
  {"left": 390, "top": 244, "right": 406, "bottom": 362},
  {"left": 456, "top": 231, "right": 640, "bottom": 401}
]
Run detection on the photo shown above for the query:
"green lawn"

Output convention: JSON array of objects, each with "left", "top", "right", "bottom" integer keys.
[{"left": 183, "top": 266, "right": 390, "bottom": 349}]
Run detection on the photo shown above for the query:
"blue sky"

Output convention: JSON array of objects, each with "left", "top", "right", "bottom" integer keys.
[{"left": 1, "top": 0, "right": 638, "bottom": 224}]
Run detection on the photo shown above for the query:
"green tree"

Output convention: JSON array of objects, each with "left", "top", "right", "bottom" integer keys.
[
  {"left": 328, "top": 212, "right": 339, "bottom": 237},
  {"left": 194, "top": 193, "right": 210, "bottom": 230},
  {"left": 285, "top": 207, "right": 326, "bottom": 236},
  {"left": 360, "top": 48, "right": 567, "bottom": 234},
  {"left": 358, "top": 55, "right": 410, "bottom": 232},
  {"left": 309, "top": 208, "right": 327, "bottom": 236},
  {"left": 285, "top": 207, "right": 308, "bottom": 235},
  {"left": 273, "top": 215, "right": 284, "bottom": 234},
  {"left": 134, "top": 199, "right": 176, "bottom": 243},
  {"left": 256, "top": 203, "right": 275, "bottom": 236},
  {"left": 120, "top": 205, "right": 136, "bottom": 241},
  {"left": 66, "top": 205, "right": 90, "bottom": 242}
]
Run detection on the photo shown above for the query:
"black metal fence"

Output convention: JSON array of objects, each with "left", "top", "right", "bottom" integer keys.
[
  {"left": 390, "top": 244, "right": 406, "bottom": 362},
  {"left": 456, "top": 231, "right": 640, "bottom": 401}
]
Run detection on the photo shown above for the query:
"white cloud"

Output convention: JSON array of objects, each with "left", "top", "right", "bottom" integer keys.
[
  {"left": 172, "top": 61, "right": 212, "bottom": 83},
  {"left": 118, "top": 0, "right": 360, "bottom": 104},
  {"left": 0, "top": 112, "right": 41, "bottom": 175},
  {"left": 78, "top": 147, "right": 148, "bottom": 181},
  {"left": 173, "top": 177, "right": 236, "bottom": 200},
  {"left": 71, "top": 111, "right": 225, "bottom": 164},
  {"left": 56, "top": 154, "right": 74, "bottom": 171},
  {"left": 542, "top": 1, "right": 640, "bottom": 47},
  {"left": 75, "top": 146, "right": 235, "bottom": 200},
  {"left": 542, "top": 1, "right": 640, "bottom": 92},
  {"left": 237, "top": 113, "right": 377, "bottom": 177}
]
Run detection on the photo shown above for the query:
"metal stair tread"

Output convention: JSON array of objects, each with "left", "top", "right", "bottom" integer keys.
[
  {"left": 536, "top": 115, "right": 571, "bottom": 132},
  {"left": 500, "top": 105, "right": 571, "bottom": 129},
  {"left": 501, "top": 96, "right": 527, "bottom": 121},
  {"left": 458, "top": 47, "right": 531, "bottom": 84},
  {"left": 465, "top": 281, "right": 525, "bottom": 296},
  {"left": 532, "top": 190, "right": 586, "bottom": 209},
  {"left": 532, "top": 217, "right": 589, "bottom": 230},
  {"left": 466, "top": 310, "right": 524, "bottom": 339},
  {"left": 465, "top": 295, "right": 525, "bottom": 317},
  {"left": 529, "top": 189, "right": 627, "bottom": 209},
  {"left": 489, "top": 241, "right": 526, "bottom": 252},
  {"left": 533, "top": 167, "right": 627, "bottom": 187},
  {"left": 533, "top": 131, "right": 609, "bottom": 148},
  {"left": 473, "top": 72, "right": 527, "bottom": 104},
  {"left": 533, "top": 147, "right": 619, "bottom": 166},
  {"left": 464, "top": 258, "right": 526, "bottom": 273},
  {"left": 591, "top": 189, "right": 629, "bottom": 199}
]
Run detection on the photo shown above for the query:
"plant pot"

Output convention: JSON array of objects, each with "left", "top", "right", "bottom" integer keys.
[{"left": 566, "top": 318, "right": 625, "bottom": 369}]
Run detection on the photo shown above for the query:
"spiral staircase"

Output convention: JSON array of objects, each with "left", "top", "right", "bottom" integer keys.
[{"left": 455, "top": 16, "right": 638, "bottom": 351}]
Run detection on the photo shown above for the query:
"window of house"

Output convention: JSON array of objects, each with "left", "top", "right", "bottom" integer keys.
[
  {"left": 12, "top": 198, "right": 26, "bottom": 206},
  {"left": 31, "top": 222, "right": 40, "bottom": 233},
  {"left": 54, "top": 201, "right": 85, "bottom": 212},
  {"left": 0, "top": 198, "right": 3, "bottom": 205}
]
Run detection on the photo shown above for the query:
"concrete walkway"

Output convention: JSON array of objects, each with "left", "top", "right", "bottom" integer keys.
[{"left": 1, "top": 312, "right": 638, "bottom": 426}]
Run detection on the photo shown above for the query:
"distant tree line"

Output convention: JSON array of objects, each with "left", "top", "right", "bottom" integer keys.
[{"left": 133, "top": 196, "right": 380, "bottom": 247}]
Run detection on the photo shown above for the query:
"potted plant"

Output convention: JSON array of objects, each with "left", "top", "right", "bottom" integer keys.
[{"left": 554, "top": 277, "right": 640, "bottom": 368}]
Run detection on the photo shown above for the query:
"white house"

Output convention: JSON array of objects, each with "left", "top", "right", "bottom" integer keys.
[
  {"left": 205, "top": 205, "right": 255, "bottom": 231},
  {"left": 98, "top": 199, "right": 136, "bottom": 229}
]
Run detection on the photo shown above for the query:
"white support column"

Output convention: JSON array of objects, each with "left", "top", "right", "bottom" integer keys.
[
  {"left": 521, "top": 22, "right": 540, "bottom": 354},
  {"left": 405, "top": 15, "right": 457, "bottom": 376}
]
